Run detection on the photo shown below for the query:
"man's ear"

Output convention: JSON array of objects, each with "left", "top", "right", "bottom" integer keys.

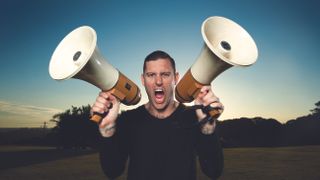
[
  {"left": 141, "top": 74, "right": 145, "bottom": 86},
  {"left": 174, "top": 72, "right": 180, "bottom": 85}
]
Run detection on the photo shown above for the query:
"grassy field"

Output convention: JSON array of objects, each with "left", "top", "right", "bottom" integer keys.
[{"left": 0, "top": 145, "right": 319, "bottom": 180}]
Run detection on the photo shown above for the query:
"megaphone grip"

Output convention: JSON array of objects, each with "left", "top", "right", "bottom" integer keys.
[
  {"left": 90, "top": 103, "right": 113, "bottom": 123},
  {"left": 203, "top": 105, "right": 222, "bottom": 119},
  {"left": 90, "top": 114, "right": 104, "bottom": 123}
]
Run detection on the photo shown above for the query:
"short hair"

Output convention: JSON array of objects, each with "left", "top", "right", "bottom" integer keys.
[{"left": 143, "top": 50, "right": 176, "bottom": 73}]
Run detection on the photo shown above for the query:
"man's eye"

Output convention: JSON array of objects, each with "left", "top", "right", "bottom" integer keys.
[
  {"left": 162, "top": 73, "right": 171, "bottom": 77},
  {"left": 147, "top": 73, "right": 155, "bottom": 77}
]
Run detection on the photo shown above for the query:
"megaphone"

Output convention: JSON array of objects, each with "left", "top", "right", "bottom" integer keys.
[
  {"left": 175, "top": 16, "right": 258, "bottom": 104},
  {"left": 49, "top": 26, "right": 141, "bottom": 123}
]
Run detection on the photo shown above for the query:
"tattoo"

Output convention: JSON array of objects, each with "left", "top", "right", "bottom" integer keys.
[
  {"left": 105, "top": 123, "right": 116, "bottom": 131},
  {"left": 99, "top": 123, "right": 116, "bottom": 137},
  {"left": 201, "top": 124, "right": 214, "bottom": 135}
]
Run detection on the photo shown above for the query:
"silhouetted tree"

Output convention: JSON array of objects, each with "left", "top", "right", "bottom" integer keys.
[
  {"left": 218, "top": 117, "right": 283, "bottom": 147},
  {"left": 310, "top": 101, "right": 320, "bottom": 115},
  {"left": 50, "top": 105, "right": 100, "bottom": 149},
  {"left": 282, "top": 100, "right": 320, "bottom": 146}
]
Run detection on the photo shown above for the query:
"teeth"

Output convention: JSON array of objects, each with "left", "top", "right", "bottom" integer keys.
[{"left": 155, "top": 89, "right": 163, "bottom": 92}]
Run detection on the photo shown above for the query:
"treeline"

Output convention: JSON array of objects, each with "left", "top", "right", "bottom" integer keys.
[
  {"left": 1, "top": 101, "right": 320, "bottom": 148},
  {"left": 217, "top": 114, "right": 320, "bottom": 147},
  {"left": 0, "top": 128, "right": 51, "bottom": 146},
  {"left": 218, "top": 101, "right": 320, "bottom": 147},
  {"left": 0, "top": 105, "right": 101, "bottom": 149}
]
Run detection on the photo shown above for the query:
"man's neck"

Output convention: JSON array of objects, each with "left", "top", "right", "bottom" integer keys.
[{"left": 145, "top": 101, "right": 179, "bottom": 119}]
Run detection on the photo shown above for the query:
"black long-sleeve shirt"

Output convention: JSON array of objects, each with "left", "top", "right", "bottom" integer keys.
[{"left": 99, "top": 104, "right": 223, "bottom": 180}]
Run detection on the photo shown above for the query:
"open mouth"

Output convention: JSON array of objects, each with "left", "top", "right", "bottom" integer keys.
[{"left": 154, "top": 89, "right": 165, "bottom": 103}]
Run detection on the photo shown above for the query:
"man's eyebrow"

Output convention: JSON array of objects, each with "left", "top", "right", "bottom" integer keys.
[{"left": 145, "top": 71, "right": 172, "bottom": 74}]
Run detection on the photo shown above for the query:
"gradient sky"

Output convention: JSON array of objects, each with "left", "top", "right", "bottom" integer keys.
[{"left": 0, "top": 0, "right": 319, "bottom": 127}]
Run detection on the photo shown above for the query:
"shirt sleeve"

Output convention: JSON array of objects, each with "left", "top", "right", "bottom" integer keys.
[
  {"left": 98, "top": 114, "right": 129, "bottom": 179},
  {"left": 196, "top": 128, "right": 224, "bottom": 179}
]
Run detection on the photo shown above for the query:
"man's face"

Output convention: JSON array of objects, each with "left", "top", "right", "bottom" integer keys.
[{"left": 141, "top": 58, "right": 179, "bottom": 111}]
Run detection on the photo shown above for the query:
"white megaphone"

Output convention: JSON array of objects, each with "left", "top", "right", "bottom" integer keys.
[
  {"left": 49, "top": 26, "right": 141, "bottom": 123},
  {"left": 176, "top": 16, "right": 258, "bottom": 105}
]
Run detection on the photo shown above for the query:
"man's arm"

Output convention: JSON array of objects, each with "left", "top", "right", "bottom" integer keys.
[
  {"left": 91, "top": 92, "right": 128, "bottom": 179},
  {"left": 196, "top": 127, "right": 224, "bottom": 179},
  {"left": 194, "top": 86, "right": 224, "bottom": 179},
  {"left": 99, "top": 117, "right": 129, "bottom": 179}
]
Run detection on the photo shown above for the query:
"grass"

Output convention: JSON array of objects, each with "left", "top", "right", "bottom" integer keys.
[
  {"left": 0, "top": 145, "right": 319, "bottom": 180},
  {"left": 221, "top": 146, "right": 320, "bottom": 180}
]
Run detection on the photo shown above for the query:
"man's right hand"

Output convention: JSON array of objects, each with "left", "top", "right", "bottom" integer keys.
[{"left": 91, "top": 91, "right": 120, "bottom": 137}]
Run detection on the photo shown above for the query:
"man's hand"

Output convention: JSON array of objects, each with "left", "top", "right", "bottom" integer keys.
[
  {"left": 91, "top": 91, "right": 120, "bottom": 137},
  {"left": 194, "top": 86, "right": 224, "bottom": 134}
]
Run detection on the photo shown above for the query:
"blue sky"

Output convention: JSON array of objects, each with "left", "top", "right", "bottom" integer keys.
[{"left": 0, "top": 0, "right": 319, "bottom": 127}]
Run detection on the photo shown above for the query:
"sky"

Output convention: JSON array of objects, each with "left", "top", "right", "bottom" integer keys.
[{"left": 0, "top": 0, "right": 319, "bottom": 128}]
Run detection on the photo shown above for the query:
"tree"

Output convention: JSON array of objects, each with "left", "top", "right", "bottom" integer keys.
[
  {"left": 310, "top": 101, "right": 320, "bottom": 115},
  {"left": 50, "top": 105, "right": 100, "bottom": 149}
]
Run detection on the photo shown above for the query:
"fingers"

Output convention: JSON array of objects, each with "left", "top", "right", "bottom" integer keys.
[
  {"left": 91, "top": 91, "right": 121, "bottom": 129},
  {"left": 202, "top": 93, "right": 219, "bottom": 107},
  {"left": 197, "top": 86, "right": 210, "bottom": 99},
  {"left": 197, "top": 86, "right": 220, "bottom": 106},
  {"left": 195, "top": 85, "right": 224, "bottom": 115},
  {"left": 195, "top": 86, "right": 209, "bottom": 105},
  {"left": 207, "top": 96, "right": 224, "bottom": 116},
  {"left": 91, "top": 92, "right": 116, "bottom": 115}
]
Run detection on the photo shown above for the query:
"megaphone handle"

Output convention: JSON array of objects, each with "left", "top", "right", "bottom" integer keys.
[
  {"left": 89, "top": 88, "right": 125, "bottom": 124},
  {"left": 89, "top": 82, "right": 136, "bottom": 124},
  {"left": 203, "top": 105, "right": 222, "bottom": 119},
  {"left": 89, "top": 88, "right": 123, "bottom": 124},
  {"left": 199, "top": 106, "right": 221, "bottom": 126},
  {"left": 90, "top": 112, "right": 107, "bottom": 124},
  {"left": 188, "top": 105, "right": 222, "bottom": 120},
  {"left": 90, "top": 103, "right": 113, "bottom": 123},
  {"left": 191, "top": 105, "right": 221, "bottom": 123}
]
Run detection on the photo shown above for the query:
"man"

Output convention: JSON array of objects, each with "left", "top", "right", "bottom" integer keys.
[{"left": 91, "top": 50, "right": 224, "bottom": 180}]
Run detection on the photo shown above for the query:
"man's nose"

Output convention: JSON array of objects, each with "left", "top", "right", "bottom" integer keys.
[{"left": 155, "top": 75, "right": 163, "bottom": 85}]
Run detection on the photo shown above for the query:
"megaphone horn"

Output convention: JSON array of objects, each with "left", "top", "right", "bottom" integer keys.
[
  {"left": 175, "top": 16, "right": 258, "bottom": 103},
  {"left": 49, "top": 26, "right": 141, "bottom": 123}
]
